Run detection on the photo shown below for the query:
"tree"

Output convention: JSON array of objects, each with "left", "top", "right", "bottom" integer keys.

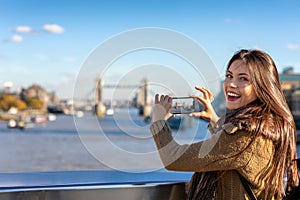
[
  {"left": 25, "top": 97, "right": 44, "bottom": 109},
  {"left": 0, "top": 94, "right": 27, "bottom": 111},
  {"left": 14, "top": 99, "right": 27, "bottom": 110}
]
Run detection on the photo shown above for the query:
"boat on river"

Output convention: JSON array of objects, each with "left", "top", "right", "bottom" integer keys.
[
  {"left": 7, "top": 119, "right": 35, "bottom": 130},
  {"left": 7, "top": 119, "right": 17, "bottom": 129}
]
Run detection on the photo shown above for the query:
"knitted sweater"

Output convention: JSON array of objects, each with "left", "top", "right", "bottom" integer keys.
[{"left": 150, "top": 119, "right": 275, "bottom": 200}]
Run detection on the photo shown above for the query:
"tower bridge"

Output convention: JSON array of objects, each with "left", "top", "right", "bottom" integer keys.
[{"left": 94, "top": 78, "right": 152, "bottom": 118}]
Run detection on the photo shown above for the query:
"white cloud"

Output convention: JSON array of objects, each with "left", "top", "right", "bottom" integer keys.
[
  {"left": 43, "top": 24, "right": 64, "bottom": 34},
  {"left": 14, "top": 25, "right": 33, "bottom": 33},
  {"left": 10, "top": 34, "right": 24, "bottom": 42},
  {"left": 287, "top": 43, "right": 300, "bottom": 50}
]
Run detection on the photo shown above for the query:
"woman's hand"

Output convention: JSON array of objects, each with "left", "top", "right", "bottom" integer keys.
[
  {"left": 151, "top": 94, "right": 173, "bottom": 123},
  {"left": 190, "top": 87, "right": 219, "bottom": 127}
]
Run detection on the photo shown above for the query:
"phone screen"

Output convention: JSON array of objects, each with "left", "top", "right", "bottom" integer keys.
[{"left": 170, "top": 97, "right": 202, "bottom": 114}]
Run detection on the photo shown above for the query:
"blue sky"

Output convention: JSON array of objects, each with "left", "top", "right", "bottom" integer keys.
[{"left": 1, "top": 0, "right": 300, "bottom": 99}]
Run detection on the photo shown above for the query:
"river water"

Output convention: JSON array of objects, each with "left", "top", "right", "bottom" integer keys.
[{"left": 0, "top": 108, "right": 299, "bottom": 172}]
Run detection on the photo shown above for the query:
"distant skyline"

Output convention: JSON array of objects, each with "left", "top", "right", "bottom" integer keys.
[{"left": 1, "top": 0, "right": 300, "bottom": 99}]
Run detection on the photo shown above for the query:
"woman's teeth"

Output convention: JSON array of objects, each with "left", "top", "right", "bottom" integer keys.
[{"left": 227, "top": 92, "right": 239, "bottom": 97}]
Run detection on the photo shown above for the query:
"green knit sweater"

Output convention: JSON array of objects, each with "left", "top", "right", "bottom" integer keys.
[{"left": 150, "top": 120, "right": 275, "bottom": 200}]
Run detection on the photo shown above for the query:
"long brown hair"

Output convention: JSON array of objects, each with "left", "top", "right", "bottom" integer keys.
[{"left": 227, "top": 49, "right": 299, "bottom": 199}]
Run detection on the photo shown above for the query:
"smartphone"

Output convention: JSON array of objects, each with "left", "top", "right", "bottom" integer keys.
[{"left": 170, "top": 97, "right": 202, "bottom": 114}]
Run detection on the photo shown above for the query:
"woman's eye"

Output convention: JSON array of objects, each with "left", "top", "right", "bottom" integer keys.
[
  {"left": 225, "top": 74, "right": 232, "bottom": 78},
  {"left": 240, "top": 77, "right": 249, "bottom": 81}
]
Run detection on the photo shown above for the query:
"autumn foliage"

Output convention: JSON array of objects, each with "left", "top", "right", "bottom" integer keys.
[{"left": 0, "top": 94, "right": 45, "bottom": 111}]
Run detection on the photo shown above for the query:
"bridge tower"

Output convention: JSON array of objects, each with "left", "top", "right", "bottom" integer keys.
[
  {"left": 138, "top": 78, "right": 151, "bottom": 117},
  {"left": 95, "top": 79, "right": 106, "bottom": 117}
]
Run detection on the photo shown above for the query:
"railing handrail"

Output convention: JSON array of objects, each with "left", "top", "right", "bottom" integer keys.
[{"left": 0, "top": 169, "right": 192, "bottom": 192}]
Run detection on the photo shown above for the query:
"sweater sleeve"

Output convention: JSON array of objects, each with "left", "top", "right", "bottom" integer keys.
[{"left": 150, "top": 120, "right": 255, "bottom": 172}]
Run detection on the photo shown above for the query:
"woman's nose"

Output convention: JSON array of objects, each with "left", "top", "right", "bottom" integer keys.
[{"left": 228, "top": 79, "right": 237, "bottom": 88}]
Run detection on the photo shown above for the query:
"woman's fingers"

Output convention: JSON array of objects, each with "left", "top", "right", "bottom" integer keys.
[
  {"left": 155, "top": 94, "right": 159, "bottom": 104},
  {"left": 191, "top": 94, "right": 205, "bottom": 105},
  {"left": 154, "top": 94, "right": 172, "bottom": 108},
  {"left": 195, "top": 87, "right": 209, "bottom": 100},
  {"left": 205, "top": 88, "right": 214, "bottom": 102},
  {"left": 195, "top": 87, "right": 214, "bottom": 103},
  {"left": 167, "top": 96, "right": 172, "bottom": 109},
  {"left": 158, "top": 95, "right": 171, "bottom": 104},
  {"left": 159, "top": 94, "right": 165, "bottom": 102},
  {"left": 152, "top": 94, "right": 173, "bottom": 122}
]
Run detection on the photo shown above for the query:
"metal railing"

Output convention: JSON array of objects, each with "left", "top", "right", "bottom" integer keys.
[{"left": 0, "top": 170, "right": 192, "bottom": 200}]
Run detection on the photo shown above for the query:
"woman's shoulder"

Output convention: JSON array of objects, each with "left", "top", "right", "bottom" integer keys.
[{"left": 221, "top": 123, "right": 239, "bottom": 134}]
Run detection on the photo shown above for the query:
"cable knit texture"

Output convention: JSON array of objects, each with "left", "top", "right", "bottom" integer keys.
[{"left": 150, "top": 119, "right": 275, "bottom": 200}]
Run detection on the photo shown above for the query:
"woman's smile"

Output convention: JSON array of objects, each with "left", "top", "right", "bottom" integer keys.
[{"left": 226, "top": 90, "right": 241, "bottom": 101}]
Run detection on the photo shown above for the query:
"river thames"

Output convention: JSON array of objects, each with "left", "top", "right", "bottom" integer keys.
[
  {"left": 0, "top": 108, "right": 299, "bottom": 173},
  {"left": 0, "top": 108, "right": 208, "bottom": 172}
]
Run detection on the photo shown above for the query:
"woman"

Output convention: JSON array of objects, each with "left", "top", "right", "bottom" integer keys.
[{"left": 150, "top": 49, "right": 299, "bottom": 200}]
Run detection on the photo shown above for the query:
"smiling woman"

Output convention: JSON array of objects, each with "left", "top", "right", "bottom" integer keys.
[{"left": 150, "top": 49, "right": 299, "bottom": 200}]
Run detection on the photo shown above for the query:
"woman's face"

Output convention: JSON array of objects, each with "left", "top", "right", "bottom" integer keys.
[{"left": 223, "top": 60, "right": 257, "bottom": 110}]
